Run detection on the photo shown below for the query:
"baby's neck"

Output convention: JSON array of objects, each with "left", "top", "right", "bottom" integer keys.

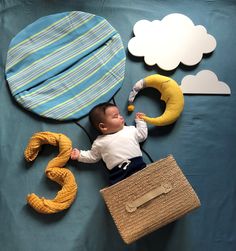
[{"left": 103, "top": 125, "right": 124, "bottom": 135}]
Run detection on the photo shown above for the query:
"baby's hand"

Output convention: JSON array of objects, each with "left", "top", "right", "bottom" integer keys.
[
  {"left": 71, "top": 148, "right": 80, "bottom": 160},
  {"left": 136, "top": 112, "right": 145, "bottom": 120}
]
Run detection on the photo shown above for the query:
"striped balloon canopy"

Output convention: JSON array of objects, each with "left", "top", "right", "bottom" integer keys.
[{"left": 5, "top": 11, "right": 126, "bottom": 121}]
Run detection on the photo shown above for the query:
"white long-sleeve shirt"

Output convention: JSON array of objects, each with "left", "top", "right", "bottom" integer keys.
[{"left": 79, "top": 119, "right": 147, "bottom": 170}]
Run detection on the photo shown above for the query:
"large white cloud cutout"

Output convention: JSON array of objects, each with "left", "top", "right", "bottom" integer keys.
[
  {"left": 180, "top": 70, "right": 231, "bottom": 94},
  {"left": 128, "top": 13, "right": 217, "bottom": 71}
]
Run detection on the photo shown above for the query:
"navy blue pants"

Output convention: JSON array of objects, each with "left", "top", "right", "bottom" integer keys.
[{"left": 108, "top": 156, "right": 146, "bottom": 185}]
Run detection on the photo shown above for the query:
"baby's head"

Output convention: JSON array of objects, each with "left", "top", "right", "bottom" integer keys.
[{"left": 89, "top": 102, "right": 124, "bottom": 134}]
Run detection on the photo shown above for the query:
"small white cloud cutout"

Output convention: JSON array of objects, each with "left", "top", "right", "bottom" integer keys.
[
  {"left": 180, "top": 70, "right": 231, "bottom": 94},
  {"left": 128, "top": 13, "right": 217, "bottom": 71}
]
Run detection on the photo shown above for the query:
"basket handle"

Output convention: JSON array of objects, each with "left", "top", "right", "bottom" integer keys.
[{"left": 125, "top": 183, "right": 172, "bottom": 213}]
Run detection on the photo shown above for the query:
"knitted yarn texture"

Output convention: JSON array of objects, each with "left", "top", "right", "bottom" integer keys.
[{"left": 24, "top": 132, "right": 78, "bottom": 214}]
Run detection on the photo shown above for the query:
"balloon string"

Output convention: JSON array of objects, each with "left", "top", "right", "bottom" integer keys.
[
  {"left": 112, "top": 97, "right": 117, "bottom": 106},
  {"left": 73, "top": 121, "right": 93, "bottom": 144},
  {"left": 140, "top": 145, "right": 154, "bottom": 163}
]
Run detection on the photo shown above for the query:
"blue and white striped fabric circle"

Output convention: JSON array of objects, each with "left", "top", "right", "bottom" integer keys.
[{"left": 5, "top": 11, "right": 126, "bottom": 121}]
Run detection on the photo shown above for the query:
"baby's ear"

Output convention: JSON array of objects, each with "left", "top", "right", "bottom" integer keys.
[{"left": 98, "top": 122, "right": 107, "bottom": 133}]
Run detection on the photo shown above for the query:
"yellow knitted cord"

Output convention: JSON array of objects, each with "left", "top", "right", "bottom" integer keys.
[{"left": 24, "top": 132, "right": 78, "bottom": 214}]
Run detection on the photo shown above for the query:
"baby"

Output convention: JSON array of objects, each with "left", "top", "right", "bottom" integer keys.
[{"left": 71, "top": 102, "right": 148, "bottom": 184}]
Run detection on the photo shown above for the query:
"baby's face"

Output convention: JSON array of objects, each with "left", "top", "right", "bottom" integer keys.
[{"left": 102, "top": 106, "right": 124, "bottom": 134}]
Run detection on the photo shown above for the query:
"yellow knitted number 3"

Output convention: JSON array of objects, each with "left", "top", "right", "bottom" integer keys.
[{"left": 24, "top": 132, "right": 78, "bottom": 214}]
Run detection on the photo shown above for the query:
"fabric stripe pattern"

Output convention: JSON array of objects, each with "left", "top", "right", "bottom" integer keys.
[{"left": 5, "top": 11, "right": 126, "bottom": 121}]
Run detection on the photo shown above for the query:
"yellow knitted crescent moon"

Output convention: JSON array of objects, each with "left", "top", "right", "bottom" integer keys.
[
  {"left": 24, "top": 132, "right": 78, "bottom": 214},
  {"left": 128, "top": 74, "right": 184, "bottom": 126}
]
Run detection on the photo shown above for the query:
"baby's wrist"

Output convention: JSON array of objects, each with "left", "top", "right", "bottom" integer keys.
[
  {"left": 77, "top": 151, "right": 80, "bottom": 160},
  {"left": 71, "top": 148, "right": 80, "bottom": 160}
]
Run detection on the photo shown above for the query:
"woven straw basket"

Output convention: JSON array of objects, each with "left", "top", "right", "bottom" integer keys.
[{"left": 100, "top": 155, "right": 200, "bottom": 244}]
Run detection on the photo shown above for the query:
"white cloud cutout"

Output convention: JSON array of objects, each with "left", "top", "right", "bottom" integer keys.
[
  {"left": 180, "top": 70, "right": 231, "bottom": 94},
  {"left": 128, "top": 13, "right": 217, "bottom": 71}
]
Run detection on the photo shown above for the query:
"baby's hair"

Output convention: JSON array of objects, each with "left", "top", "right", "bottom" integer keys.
[{"left": 89, "top": 102, "right": 116, "bottom": 133}]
